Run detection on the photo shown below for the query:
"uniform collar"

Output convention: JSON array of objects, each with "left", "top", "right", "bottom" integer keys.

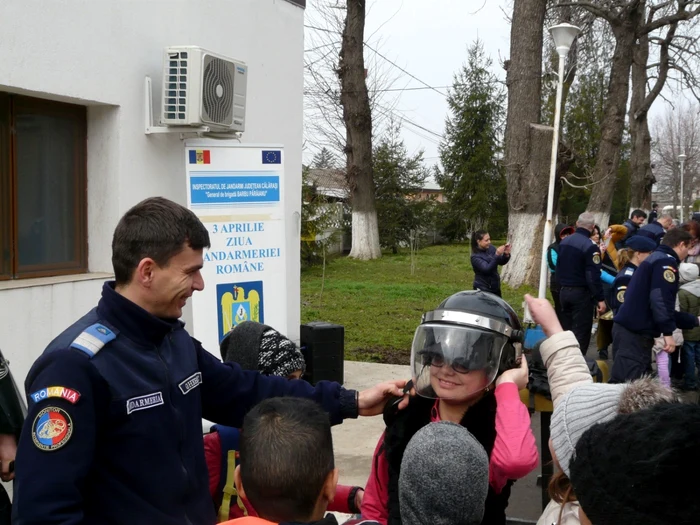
[
  {"left": 96, "top": 281, "right": 181, "bottom": 346},
  {"left": 575, "top": 227, "right": 592, "bottom": 238},
  {"left": 657, "top": 244, "right": 680, "bottom": 262}
]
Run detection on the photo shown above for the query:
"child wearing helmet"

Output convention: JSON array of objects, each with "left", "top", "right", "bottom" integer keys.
[
  {"left": 205, "top": 321, "right": 364, "bottom": 522},
  {"left": 361, "top": 291, "right": 538, "bottom": 525}
]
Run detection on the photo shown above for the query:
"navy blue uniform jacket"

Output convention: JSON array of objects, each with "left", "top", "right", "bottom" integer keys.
[
  {"left": 555, "top": 228, "right": 604, "bottom": 302},
  {"left": 639, "top": 221, "right": 665, "bottom": 245},
  {"left": 13, "top": 282, "right": 358, "bottom": 525},
  {"left": 609, "top": 262, "right": 636, "bottom": 315},
  {"left": 614, "top": 245, "right": 699, "bottom": 336},
  {"left": 471, "top": 245, "right": 509, "bottom": 295},
  {"left": 615, "top": 219, "right": 638, "bottom": 249}
]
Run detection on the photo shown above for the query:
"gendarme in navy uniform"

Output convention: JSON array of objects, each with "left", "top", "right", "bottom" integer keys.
[
  {"left": 554, "top": 213, "right": 605, "bottom": 354},
  {"left": 12, "top": 198, "right": 407, "bottom": 525},
  {"left": 608, "top": 235, "right": 657, "bottom": 315},
  {"left": 611, "top": 228, "right": 700, "bottom": 383}
]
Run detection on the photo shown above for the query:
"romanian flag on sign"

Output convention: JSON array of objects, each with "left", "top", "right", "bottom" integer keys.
[{"left": 189, "top": 150, "right": 211, "bottom": 164}]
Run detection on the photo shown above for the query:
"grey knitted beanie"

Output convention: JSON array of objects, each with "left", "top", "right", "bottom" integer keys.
[
  {"left": 399, "top": 421, "right": 489, "bottom": 525},
  {"left": 550, "top": 378, "right": 679, "bottom": 478},
  {"left": 219, "top": 321, "right": 270, "bottom": 369},
  {"left": 550, "top": 383, "right": 626, "bottom": 477}
]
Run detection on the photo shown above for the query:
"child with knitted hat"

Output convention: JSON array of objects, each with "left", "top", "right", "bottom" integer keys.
[
  {"left": 399, "top": 422, "right": 490, "bottom": 525},
  {"left": 570, "top": 402, "right": 700, "bottom": 525},
  {"left": 524, "top": 295, "right": 678, "bottom": 525},
  {"left": 205, "top": 322, "right": 364, "bottom": 522}
]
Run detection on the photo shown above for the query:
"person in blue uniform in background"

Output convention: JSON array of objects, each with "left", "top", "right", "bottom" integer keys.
[
  {"left": 611, "top": 228, "right": 700, "bottom": 383},
  {"left": 555, "top": 212, "right": 606, "bottom": 354},
  {"left": 470, "top": 230, "right": 511, "bottom": 297},
  {"left": 639, "top": 213, "right": 674, "bottom": 246},
  {"left": 546, "top": 224, "right": 575, "bottom": 321},
  {"left": 12, "top": 197, "right": 408, "bottom": 525},
  {"left": 608, "top": 235, "right": 656, "bottom": 316}
]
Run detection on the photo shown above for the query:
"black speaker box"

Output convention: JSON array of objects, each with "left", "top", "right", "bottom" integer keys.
[{"left": 300, "top": 322, "right": 344, "bottom": 385}]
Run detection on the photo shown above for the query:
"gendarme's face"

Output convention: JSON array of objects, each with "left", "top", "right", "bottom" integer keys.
[
  {"left": 150, "top": 245, "right": 204, "bottom": 318},
  {"left": 676, "top": 242, "right": 690, "bottom": 262},
  {"left": 632, "top": 216, "right": 645, "bottom": 226}
]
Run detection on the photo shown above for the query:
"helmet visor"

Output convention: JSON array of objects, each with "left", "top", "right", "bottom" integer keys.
[{"left": 410, "top": 323, "right": 508, "bottom": 399}]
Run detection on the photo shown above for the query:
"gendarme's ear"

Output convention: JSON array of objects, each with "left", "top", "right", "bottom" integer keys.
[{"left": 133, "top": 258, "right": 157, "bottom": 288}]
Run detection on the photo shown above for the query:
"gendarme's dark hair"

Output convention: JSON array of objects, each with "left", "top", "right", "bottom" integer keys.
[
  {"left": 661, "top": 227, "right": 692, "bottom": 248},
  {"left": 240, "top": 397, "right": 335, "bottom": 522},
  {"left": 630, "top": 209, "right": 647, "bottom": 220},
  {"left": 112, "top": 197, "right": 210, "bottom": 285},
  {"left": 471, "top": 230, "right": 488, "bottom": 252}
]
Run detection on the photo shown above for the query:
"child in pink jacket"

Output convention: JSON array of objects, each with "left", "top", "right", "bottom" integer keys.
[{"left": 361, "top": 291, "right": 539, "bottom": 525}]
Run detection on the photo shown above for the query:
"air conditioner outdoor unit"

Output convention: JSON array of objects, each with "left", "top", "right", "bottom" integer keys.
[{"left": 161, "top": 46, "right": 247, "bottom": 132}]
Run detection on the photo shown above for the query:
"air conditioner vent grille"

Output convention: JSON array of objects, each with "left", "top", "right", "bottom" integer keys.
[{"left": 201, "top": 55, "right": 235, "bottom": 126}]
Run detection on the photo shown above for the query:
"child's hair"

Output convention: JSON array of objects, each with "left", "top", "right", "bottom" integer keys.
[
  {"left": 616, "top": 247, "right": 632, "bottom": 268},
  {"left": 239, "top": 397, "right": 334, "bottom": 522},
  {"left": 548, "top": 470, "right": 577, "bottom": 525},
  {"left": 548, "top": 470, "right": 576, "bottom": 505}
]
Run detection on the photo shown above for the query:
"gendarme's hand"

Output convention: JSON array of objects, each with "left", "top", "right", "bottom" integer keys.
[
  {"left": 663, "top": 335, "right": 676, "bottom": 354},
  {"left": 357, "top": 379, "right": 409, "bottom": 416}
]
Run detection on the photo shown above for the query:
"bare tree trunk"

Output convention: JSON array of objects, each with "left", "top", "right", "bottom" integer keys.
[
  {"left": 338, "top": 0, "right": 381, "bottom": 259},
  {"left": 628, "top": 32, "right": 654, "bottom": 214},
  {"left": 585, "top": 16, "right": 640, "bottom": 228},
  {"left": 502, "top": 0, "right": 550, "bottom": 289}
]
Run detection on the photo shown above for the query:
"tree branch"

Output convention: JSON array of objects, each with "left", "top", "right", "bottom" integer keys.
[
  {"left": 636, "top": 22, "right": 677, "bottom": 119},
  {"left": 556, "top": 1, "right": 617, "bottom": 24},
  {"left": 643, "top": 5, "right": 700, "bottom": 34}
]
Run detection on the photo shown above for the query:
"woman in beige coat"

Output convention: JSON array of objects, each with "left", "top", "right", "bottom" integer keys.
[{"left": 525, "top": 295, "right": 677, "bottom": 525}]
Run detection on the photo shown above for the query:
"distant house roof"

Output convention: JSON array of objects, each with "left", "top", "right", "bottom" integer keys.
[
  {"left": 307, "top": 168, "right": 349, "bottom": 199},
  {"left": 421, "top": 181, "right": 441, "bottom": 192}
]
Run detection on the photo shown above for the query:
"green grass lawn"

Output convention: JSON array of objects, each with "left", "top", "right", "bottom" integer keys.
[{"left": 301, "top": 244, "right": 539, "bottom": 363}]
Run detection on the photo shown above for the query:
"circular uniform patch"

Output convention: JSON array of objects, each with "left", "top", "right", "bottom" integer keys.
[
  {"left": 32, "top": 406, "right": 73, "bottom": 451},
  {"left": 617, "top": 290, "right": 626, "bottom": 303},
  {"left": 593, "top": 253, "right": 601, "bottom": 265},
  {"left": 664, "top": 269, "right": 676, "bottom": 283}
]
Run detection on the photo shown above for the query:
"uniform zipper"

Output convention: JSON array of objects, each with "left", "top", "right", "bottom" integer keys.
[{"left": 155, "top": 335, "right": 194, "bottom": 525}]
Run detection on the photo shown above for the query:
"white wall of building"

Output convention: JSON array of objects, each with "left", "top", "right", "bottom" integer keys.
[{"left": 0, "top": 0, "right": 304, "bottom": 391}]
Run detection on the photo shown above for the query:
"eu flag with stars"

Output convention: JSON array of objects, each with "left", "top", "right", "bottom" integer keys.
[{"left": 262, "top": 150, "right": 281, "bottom": 164}]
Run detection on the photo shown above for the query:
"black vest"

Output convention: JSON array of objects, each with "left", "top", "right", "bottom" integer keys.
[{"left": 383, "top": 394, "right": 513, "bottom": 525}]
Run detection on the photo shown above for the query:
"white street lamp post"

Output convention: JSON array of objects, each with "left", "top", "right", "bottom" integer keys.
[
  {"left": 680, "top": 152, "right": 687, "bottom": 223},
  {"left": 538, "top": 23, "right": 581, "bottom": 300}
]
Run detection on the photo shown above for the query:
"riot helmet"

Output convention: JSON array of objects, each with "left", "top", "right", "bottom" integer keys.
[{"left": 410, "top": 290, "right": 524, "bottom": 399}]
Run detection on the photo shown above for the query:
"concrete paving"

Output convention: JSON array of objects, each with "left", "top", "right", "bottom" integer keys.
[{"left": 334, "top": 361, "right": 544, "bottom": 522}]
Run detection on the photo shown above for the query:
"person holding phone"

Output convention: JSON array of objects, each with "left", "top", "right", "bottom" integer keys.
[{"left": 470, "top": 230, "right": 511, "bottom": 297}]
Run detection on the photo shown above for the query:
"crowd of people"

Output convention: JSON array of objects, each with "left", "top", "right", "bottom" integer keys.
[
  {"left": 539, "top": 206, "right": 700, "bottom": 389},
  {"left": 0, "top": 197, "right": 698, "bottom": 525}
]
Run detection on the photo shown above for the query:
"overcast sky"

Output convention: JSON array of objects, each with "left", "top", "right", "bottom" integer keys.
[
  {"left": 303, "top": 0, "right": 686, "bottom": 170},
  {"left": 305, "top": 0, "right": 512, "bottom": 167}
]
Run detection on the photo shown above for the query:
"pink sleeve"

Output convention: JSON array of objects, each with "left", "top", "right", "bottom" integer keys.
[
  {"left": 360, "top": 432, "right": 389, "bottom": 525},
  {"left": 489, "top": 382, "right": 539, "bottom": 493}
]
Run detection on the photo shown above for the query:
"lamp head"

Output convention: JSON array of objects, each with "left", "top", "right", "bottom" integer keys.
[
  {"left": 550, "top": 23, "right": 581, "bottom": 57},
  {"left": 679, "top": 153, "right": 687, "bottom": 162}
]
